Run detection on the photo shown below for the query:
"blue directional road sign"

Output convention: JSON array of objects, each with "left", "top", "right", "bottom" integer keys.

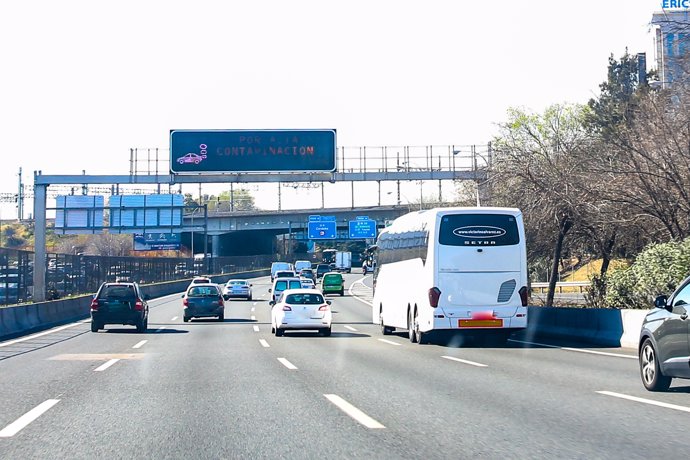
[
  {"left": 308, "top": 221, "right": 336, "bottom": 239},
  {"left": 349, "top": 219, "right": 377, "bottom": 239}
]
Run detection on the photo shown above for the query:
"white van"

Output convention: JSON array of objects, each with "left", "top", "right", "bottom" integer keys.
[
  {"left": 294, "top": 260, "right": 312, "bottom": 272},
  {"left": 270, "top": 262, "right": 293, "bottom": 281}
]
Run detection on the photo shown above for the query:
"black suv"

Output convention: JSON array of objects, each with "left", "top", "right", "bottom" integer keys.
[
  {"left": 639, "top": 276, "right": 690, "bottom": 391},
  {"left": 90, "top": 282, "right": 150, "bottom": 333}
]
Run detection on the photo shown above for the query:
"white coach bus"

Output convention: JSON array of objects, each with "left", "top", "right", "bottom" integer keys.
[{"left": 372, "top": 207, "right": 528, "bottom": 344}]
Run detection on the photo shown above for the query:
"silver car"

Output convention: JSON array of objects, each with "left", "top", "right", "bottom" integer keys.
[{"left": 223, "top": 279, "right": 253, "bottom": 301}]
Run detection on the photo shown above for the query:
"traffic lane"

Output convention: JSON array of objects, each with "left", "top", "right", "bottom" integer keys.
[
  {"left": 262, "top": 296, "right": 690, "bottom": 458},
  {"left": 0, "top": 299, "right": 395, "bottom": 459}
]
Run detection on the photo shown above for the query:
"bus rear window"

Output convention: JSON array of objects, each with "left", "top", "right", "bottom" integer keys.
[{"left": 438, "top": 214, "right": 519, "bottom": 246}]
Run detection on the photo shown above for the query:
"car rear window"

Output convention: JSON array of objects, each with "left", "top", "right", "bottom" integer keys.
[
  {"left": 276, "top": 280, "right": 287, "bottom": 290},
  {"left": 288, "top": 280, "right": 302, "bottom": 289},
  {"left": 228, "top": 281, "right": 246, "bottom": 286},
  {"left": 438, "top": 214, "right": 520, "bottom": 247},
  {"left": 285, "top": 293, "right": 325, "bottom": 304},
  {"left": 188, "top": 286, "right": 219, "bottom": 297},
  {"left": 100, "top": 285, "right": 136, "bottom": 300}
]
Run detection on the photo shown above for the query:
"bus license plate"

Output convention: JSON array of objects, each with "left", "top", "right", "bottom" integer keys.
[{"left": 459, "top": 319, "right": 503, "bottom": 328}]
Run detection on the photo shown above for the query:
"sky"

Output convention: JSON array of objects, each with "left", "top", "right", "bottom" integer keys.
[{"left": 0, "top": 0, "right": 663, "bottom": 219}]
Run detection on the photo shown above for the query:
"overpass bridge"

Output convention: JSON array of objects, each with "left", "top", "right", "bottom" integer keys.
[{"left": 183, "top": 205, "right": 411, "bottom": 256}]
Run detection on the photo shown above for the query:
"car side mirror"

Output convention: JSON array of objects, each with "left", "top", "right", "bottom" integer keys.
[
  {"left": 654, "top": 295, "right": 668, "bottom": 309},
  {"left": 249, "top": 284, "right": 253, "bottom": 287},
  {"left": 181, "top": 294, "right": 185, "bottom": 298},
  {"left": 326, "top": 300, "right": 332, "bottom": 305},
  {"left": 268, "top": 288, "right": 272, "bottom": 293},
  {"left": 269, "top": 300, "right": 275, "bottom": 306}
]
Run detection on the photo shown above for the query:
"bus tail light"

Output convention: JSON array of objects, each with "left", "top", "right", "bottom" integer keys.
[
  {"left": 428, "top": 287, "right": 441, "bottom": 308},
  {"left": 519, "top": 286, "right": 528, "bottom": 307}
]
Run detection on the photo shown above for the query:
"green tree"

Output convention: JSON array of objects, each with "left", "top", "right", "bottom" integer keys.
[{"left": 587, "top": 49, "right": 644, "bottom": 139}]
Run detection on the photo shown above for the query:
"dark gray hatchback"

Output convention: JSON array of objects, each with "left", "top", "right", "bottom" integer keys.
[
  {"left": 639, "top": 276, "right": 690, "bottom": 391},
  {"left": 183, "top": 284, "right": 225, "bottom": 322}
]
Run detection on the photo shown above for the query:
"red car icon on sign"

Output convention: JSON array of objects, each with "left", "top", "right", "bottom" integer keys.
[{"left": 177, "top": 153, "right": 203, "bottom": 165}]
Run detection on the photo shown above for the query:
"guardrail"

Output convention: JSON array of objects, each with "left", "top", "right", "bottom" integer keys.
[{"left": 531, "top": 281, "right": 589, "bottom": 294}]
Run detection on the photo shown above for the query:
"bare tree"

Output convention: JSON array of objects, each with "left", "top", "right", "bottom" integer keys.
[{"left": 491, "top": 104, "right": 596, "bottom": 306}]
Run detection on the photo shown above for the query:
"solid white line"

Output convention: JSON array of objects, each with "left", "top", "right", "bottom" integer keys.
[
  {"left": 94, "top": 359, "right": 120, "bottom": 372},
  {"left": 259, "top": 339, "right": 270, "bottom": 348},
  {"left": 0, "top": 322, "right": 81, "bottom": 348},
  {"left": 156, "top": 326, "right": 167, "bottom": 333},
  {"left": 277, "top": 358, "right": 298, "bottom": 370},
  {"left": 0, "top": 399, "right": 61, "bottom": 438},
  {"left": 344, "top": 325, "right": 358, "bottom": 332},
  {"left": 597, "top": 391, "right": 690, "bottom": 413},
  {"left": 171, "top": 316, "right": 178, "bottom": 321},
  {"left": 378, "top": 339, "right": 402, "bottom": 346},
  {"left": 132, "top": 340, "right": 148, "bottom": 349},
  {"left": 251, "top": 315, "right": 256, "bottom": 321},
  {"left": 508, "top": 339, "right": 636, "bottom": 359},
  {"left": 253, "top": 326, "right": 260, "bottom": 332},
  {"left": 441, "top": 355, "right": 488, "bottom": 368},
  {"left": 324, "top": 394, "right": 385, "bottom": 429}
]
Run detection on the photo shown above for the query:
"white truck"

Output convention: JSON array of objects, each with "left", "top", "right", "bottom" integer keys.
[{"left": 335, "top": 251, "right": 352, "bottom": 273}]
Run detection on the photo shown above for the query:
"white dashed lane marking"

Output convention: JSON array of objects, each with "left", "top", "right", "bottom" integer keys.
[{"left": 0, "top": 399, "right": 61, "bottom": 438}]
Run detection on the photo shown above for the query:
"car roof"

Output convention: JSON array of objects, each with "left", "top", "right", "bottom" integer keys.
[
  {"left": 226, "top": 279, "right": 248, "bottom": 282},
  {"left": 280, "top": 288, "right": 324, "bottom": 296}
]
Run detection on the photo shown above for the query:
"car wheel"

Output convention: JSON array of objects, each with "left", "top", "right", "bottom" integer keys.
[
  {"left": 136, "top": 317, "right": 146, "bottom": 333},
  {"left": 248, "top": 295, "right": 252, "bottom": 301},
  {"left": 340, "top": 290, "right": 344, "bottom": 296},
  {"left": 218, "top": 312, "right": 224, "bottom": 322},
  {"left": 183, "top": 316, "right": 189, "bottom": 322},
  {"left": 275, "top": 327, "right": 284, "bottom": 337},
  {"left": 380, "top": 318, "right": 393, "bottom": 335},
  {"left": 640, "top": 338, "right": 672, "bottom": 391},
  {"left": 320, "top": 327, "right": 332, "bottom": 337},
  {"left": 91, "top": 321, "right": 100, "bottom": 333},
  {"left": 408, "top": 309, "right": 417, "bottom": 343},
  {"left": 223, "top": 295, "right": 229, "bottom": 301}
]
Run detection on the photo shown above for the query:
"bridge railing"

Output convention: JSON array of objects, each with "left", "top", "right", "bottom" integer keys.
[{"left": 129, "top": 144, "right": 491, "bottom": 176}]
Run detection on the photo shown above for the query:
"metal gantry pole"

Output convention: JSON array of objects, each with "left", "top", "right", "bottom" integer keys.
[{"left": 33, "top": 180, "right": 48, "bottom": 302}]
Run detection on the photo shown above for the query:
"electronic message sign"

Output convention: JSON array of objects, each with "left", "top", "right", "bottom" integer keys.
[
  {"left": 349, "top": 217, "right": 377, "bottom": 239},
  {"left": 170, "top": 129, "right": 337, "bottom": 174}
]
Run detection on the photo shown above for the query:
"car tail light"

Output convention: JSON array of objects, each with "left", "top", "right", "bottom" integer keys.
[
  {"left": 134, "top": 299, "right": 144, "bottom": 311},
  {"left": 318, "top": 304, "right": 329, "bottom": 311},
  {"left": 218, "top": 296, "right": 224, "bottom": 306},
  {"left": 183, "top": 298, "right": 189, "bottom": 307},
  {"left": 282, "top": 305, "right": 292, "bottom": 311},
  {"left": 428, "top": 287, "right": 441, "bottom": 308},
  {"left": 90, "top": 299, "right": 99, "bottom": 310},
  {"left": 519, "top": 286, "right": 528, "bottom": 307}
]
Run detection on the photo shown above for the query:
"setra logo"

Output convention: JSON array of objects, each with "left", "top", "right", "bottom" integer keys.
[{"left": 452, "top": 226, "right": 506, "bottom": 239}]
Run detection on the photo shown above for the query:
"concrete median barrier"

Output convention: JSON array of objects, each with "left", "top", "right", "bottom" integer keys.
[
  {"left": 526, "top": 306, "right": 648, "bottom": 348},
  {"left": 0, "top": 269, "right": 270, "bottom": 341}
]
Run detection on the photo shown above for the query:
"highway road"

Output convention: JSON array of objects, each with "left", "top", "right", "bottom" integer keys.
[{"left": 1, "top": 274, "right": 689, "bottom": 459}]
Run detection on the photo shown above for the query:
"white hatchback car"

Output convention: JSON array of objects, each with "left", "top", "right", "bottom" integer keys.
[{"left": 271, "top": 289, "right": 332, "bottom": 337}]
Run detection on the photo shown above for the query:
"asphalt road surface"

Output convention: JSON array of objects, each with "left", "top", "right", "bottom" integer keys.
[{"left": 1, "top": 274, "right": 689, "bottom": 459}]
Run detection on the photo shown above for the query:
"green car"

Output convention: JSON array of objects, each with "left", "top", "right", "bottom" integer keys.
[{"left": 321, "top": 272, "right": 344, "bottom": 296}]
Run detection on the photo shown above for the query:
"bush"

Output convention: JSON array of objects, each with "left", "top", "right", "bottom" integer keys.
[{"left": 604, "top": 239, "right": 690, "bottom": 309}]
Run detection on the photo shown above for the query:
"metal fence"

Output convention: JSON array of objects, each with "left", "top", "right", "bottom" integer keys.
[{"left": 0, "top": 247, "right": 276, "bottom": 306}]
